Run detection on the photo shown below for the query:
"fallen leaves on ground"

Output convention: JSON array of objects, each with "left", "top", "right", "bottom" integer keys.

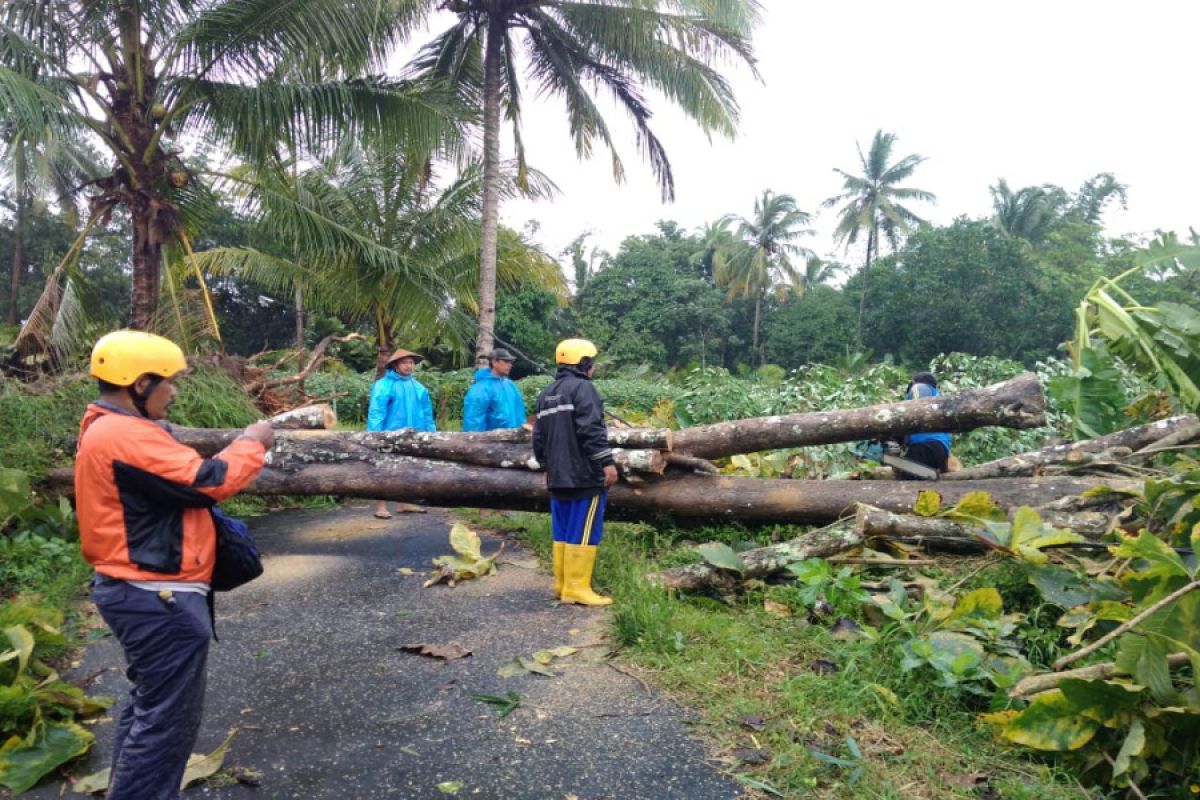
[
  {"left": 497, "top": 646, "right": 578, "bottom": 677},
  {"left": 423, "top": 524, "right": 503, "bottom": 588},
  {"left": 398, "top": 643, "right": 472, "bottom": 661},
  {"left": 72, "top": 730, "right": 238, "bottom": 794},
  {"left": 470, "top": 690, "right": 521, "bottom": 718}
]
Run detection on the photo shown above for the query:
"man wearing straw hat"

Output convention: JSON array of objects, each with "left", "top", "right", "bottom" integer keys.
[{"left": 367, "top": 347, "right": 434, "bottom": 517}]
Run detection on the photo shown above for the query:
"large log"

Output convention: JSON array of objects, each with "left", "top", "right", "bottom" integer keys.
[
  {"left": 165, "top": 427, "right": 666, "bottom": 475},
  {"left": 853, "top": 503, "right": 1113, "bottom": 554},
  {"left": 44, "top": 462, "right": 1129, "bottom": 526},
  {"left": 671, "top": 372, "right": 1045, "bottom": 459},
  {"left": 267, "top": 404, "right": 337, "bottom": 430},
  {"left": 944, "top": 414, "right": 1200, "bottom": 480},
  {"left": 651, "top": 525, "right": 866, "bottom": 592}
]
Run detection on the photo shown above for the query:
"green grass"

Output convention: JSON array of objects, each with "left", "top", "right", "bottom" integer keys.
[
  {"left": 0, "top": 365, "right": 262, "bottom": 478},
  {"left": 481, "top": 510, "right": 1094, "bottom": 800}
]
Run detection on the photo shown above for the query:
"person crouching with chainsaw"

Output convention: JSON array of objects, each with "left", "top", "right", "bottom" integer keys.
[
  {"left": 896, "top": 371, "right": 953, "bottom": 479},
  {"left": 76, "top": 331, "right": 273, "bottom": 799},
  {"left": 533, "top": 338, "right": 618, "bottom": 606}
]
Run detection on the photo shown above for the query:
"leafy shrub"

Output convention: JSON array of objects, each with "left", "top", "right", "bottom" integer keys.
[
  {"left": 304, "top": 370, "right": 373, "bottom": 426},
  {"left": 0, "top": 603, "right": 112, "bottom": 793}
]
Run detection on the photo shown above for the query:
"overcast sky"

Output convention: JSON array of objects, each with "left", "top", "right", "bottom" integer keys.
[{"left": 466, "top": 0, "right": 1199, "bottom": 264}]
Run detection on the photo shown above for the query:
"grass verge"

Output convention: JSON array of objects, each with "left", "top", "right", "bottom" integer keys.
[{"left": 469, "top": 510, "right": 1094, "bottom": 800}]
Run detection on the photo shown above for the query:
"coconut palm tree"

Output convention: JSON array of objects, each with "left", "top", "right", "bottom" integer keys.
[
  {"left": 1, "top": 0, "right": 452, "bottom": 331},
  {"left": 990, "top": 178, "right": 1056, "bottom": 244},
  {"left": 716, "top": 190, "right": 813, "bottom": 359},
  {"left": 407, "top": 0, "right": 760, "bottom": 360},
  {"left": 193, "top": 139, "right": 562, "bottom": 374},
  {"left": 690, "top": 219, "right": 735, "bottom": 284},
  {"left": 823, "top": 130, "right": 935, "bottom": 348},
  {"left": 797, "top": 255, "right": 841, "bottom": 297}
]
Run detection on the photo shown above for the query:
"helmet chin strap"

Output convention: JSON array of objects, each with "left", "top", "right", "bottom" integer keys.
[{"left": 128, "top": 375, "right": 163, "bottom": 417}]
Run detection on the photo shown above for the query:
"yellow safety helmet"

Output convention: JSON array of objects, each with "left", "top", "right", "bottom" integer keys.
[
  {"left": 555, "top": 338, "right": 598, "bottom": 366},
  {"left": 90, "top": 330, "right": 188, "bottom": 386}
]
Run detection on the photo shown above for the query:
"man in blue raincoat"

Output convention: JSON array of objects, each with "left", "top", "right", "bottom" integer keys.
[
  {"left": 463, "top": 348, "right": 527, "bottom": 433},
  {"left": 368, "top": 348, "right": 434, "bottom": 517}
]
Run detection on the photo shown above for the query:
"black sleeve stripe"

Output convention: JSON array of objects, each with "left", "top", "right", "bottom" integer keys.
[
  {"left": 113, "top": 460, "right": 217, "bottom": 509},
  {"left": 192, "top": 458, "right": 229, "bottom": 488}
]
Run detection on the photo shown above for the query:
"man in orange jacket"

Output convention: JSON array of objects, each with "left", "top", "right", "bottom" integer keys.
[{"left": 75, "top": 331, "right": 273, "bottom": 800}]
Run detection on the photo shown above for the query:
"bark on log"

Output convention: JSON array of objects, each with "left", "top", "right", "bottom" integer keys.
[
  {"left": 651, "top": 525, "right": 867, "bottom": 592},
  {"left": 944, "top": 414, "right": 1200, "bottom": 480},
  {"left": 671, "top": 372, "right": 1045, "bottom": 460},
  {"left": 1010, "top": 653, "right": 1190, "bottom": 698},
  {"left": 163, "top": 427, "right": 667, "bottom": 475},
  {"left": 855, "top": 503, "right": 1116, "bottom": 554},
  {"left": 46, "top": 462, "right": 1130, "bottom": 528},
  {"left": 266, "top": 404, "right": 337, "bottom": 430},
  {"left": 168, "top": 425, "right": 671, "bottom": 459}
]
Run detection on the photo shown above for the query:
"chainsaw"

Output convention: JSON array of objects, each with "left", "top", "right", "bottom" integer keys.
[{"left": 853, "top": 439, "right": 940, "bottom": 481}]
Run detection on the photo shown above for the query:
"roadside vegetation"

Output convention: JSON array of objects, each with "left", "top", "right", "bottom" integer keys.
[{"left": 3, "top": 0, "right": 1199, "bottom": 795}]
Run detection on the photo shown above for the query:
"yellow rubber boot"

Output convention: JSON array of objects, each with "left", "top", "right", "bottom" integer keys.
[
  {"left": 552, "top": 541, "right": 565, "bottom": 598},
  {"left": 560, "top": 544, "right": 612, "bottom": 606}
]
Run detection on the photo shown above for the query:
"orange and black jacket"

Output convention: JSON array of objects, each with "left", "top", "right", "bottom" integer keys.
[{"left": 75, "top": 402, "right": 266, "bottom": 582}]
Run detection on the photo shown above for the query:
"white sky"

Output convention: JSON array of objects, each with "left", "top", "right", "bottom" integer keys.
[{"left": 473, "top": 0, "right": 1200, "bottom": 264}]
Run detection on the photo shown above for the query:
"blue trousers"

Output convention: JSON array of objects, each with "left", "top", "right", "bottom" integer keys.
[
  {"left": 550, "top": 492, "right": 607, "bottom": 546},
  {"left": 92, "top": 577, "right": 212, "bottom": 800}
]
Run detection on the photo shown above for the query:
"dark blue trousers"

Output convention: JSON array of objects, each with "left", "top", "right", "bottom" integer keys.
[{"left": 92, "top": 577, "right": 212, "bottom": 800}]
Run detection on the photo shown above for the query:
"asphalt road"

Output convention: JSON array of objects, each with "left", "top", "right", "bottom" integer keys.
[{"left": 28, "top": 506, "right": 743, "bottom": 800}]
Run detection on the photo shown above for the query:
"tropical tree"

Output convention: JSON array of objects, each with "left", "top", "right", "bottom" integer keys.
[
  {"left": 690, "top": 219, "right": 735, "bottom": 283},
  {"left": 1, "top": 122, "right": 99, "bottom": 326},
  {"left": 798, "top": 255, "right": 841, "bottom": 297},
  {"left": 990, "top": 178, "right": 1056, "bottom": 245},
  {"left": 1, "top": 0, "right": 448, "bottom": 331},
  {"left": 715, "top": 190, "right": 813, "bottom": 359},
  {"left": 561, "top": 231, "right": 608, "bottom": 302},
  {"left": 823, "top": 130, "right": 935, "bottom": 348},
  {"left": 407, "top": 0, "right": 760, "bottom": 359},
  {"left": 194, "top": 139, "right": 562, "bottom": 375}
]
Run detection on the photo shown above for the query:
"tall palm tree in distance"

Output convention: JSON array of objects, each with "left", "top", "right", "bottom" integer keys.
[
  {"left": 990, "top": 178, "right": 1056, "bottom": 245},
  {"left": 716, "top": 190, "right": 813, "bottom": 360},
  {"left": 823, "top": 130, "right": 935, "bottom": 348},
  {"left": 408, "top": 0, "right": 761, "bottom": 360}
]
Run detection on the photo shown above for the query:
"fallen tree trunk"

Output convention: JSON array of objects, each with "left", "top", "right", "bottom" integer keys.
[
  {"left": 1010, "top": 653, "right": 1191, "bottom": 698},
  {"left": 671, "top": 372, "right": 1045, "bottom": 459},
  {"left": 165, "top": 428, "right": 666, "bottom": 475},
  {"left": 266, "top": 404, "right": 337, "bottom": 430},
  {"left": 944, "top": 414, "right": 1200, "bottom": 480},
  {"left": 651, "top": 525, "right": 866, "bottom": 592},
  {"left": 46, "top": 462, "right": 1129, "bottom": 526},
  {"left": 853, "top": 503, "right": 1114, "bottom": 554}
]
